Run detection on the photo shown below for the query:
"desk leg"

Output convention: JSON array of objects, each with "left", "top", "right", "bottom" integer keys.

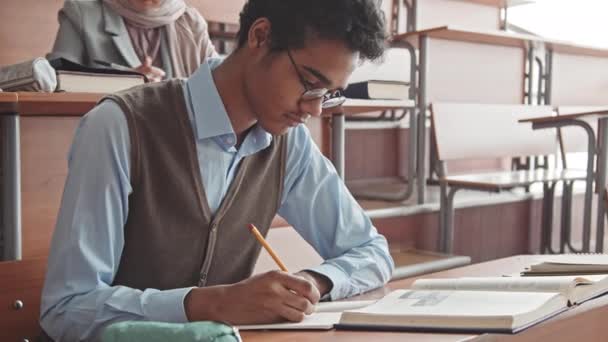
[
  {"left": 1, "top": 115, "right": 21, "bottom": 261},
  {"left": 595, "top": 118, "right": 608, "bottom": 252},
  {"left": 331, "top": 114, "right": 345, "bottom": 178},
  {"left": 532, "top": 119, "right": 596, "bottom": 252},
  {"left": 416, "top": 35, "right": 429, "bottom": 204}
]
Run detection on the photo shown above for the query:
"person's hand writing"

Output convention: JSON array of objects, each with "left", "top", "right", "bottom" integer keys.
[
  {"left": 295, "top": 270, "right": 332, "bottom": 297},
  {"left": 134, "top": 56, "right": 165, "bottom": 82},
  {"left": 184, "top": 270, "right": 321, "bottom": 324}
]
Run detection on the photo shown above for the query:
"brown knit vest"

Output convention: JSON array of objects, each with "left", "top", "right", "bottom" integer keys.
[{"left": 102, "top": 79, "right": 287, "bottom": 290}]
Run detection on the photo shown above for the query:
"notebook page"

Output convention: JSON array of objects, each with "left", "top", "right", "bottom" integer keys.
[{"left": 237, "top": 312, "right": 341, "bottom": 330}]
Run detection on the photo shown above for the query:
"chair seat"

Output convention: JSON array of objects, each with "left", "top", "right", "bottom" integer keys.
[{"left": 442, "top": 168, "right": 588, "bottom": 192}]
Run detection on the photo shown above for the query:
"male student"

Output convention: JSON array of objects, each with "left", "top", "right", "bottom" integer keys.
[{"left": 40, "top": 0, "right": 394, "bottom": 340}]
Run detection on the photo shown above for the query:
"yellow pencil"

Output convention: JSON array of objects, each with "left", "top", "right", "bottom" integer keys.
[{"left": 248, "top": 223, "right": 289, "bottom": 272}]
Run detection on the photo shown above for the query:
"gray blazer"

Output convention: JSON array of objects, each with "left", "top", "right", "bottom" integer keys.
[{"left": 48, "top": 0, "right": 175, "bottom": 77}]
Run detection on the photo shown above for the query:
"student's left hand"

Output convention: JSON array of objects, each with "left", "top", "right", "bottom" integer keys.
[
  {"left": 135, "top": 56, "right": 166, "bottom": 82},
  {"left": 295, "top": 271, "right": 332, "bottom": 297}
]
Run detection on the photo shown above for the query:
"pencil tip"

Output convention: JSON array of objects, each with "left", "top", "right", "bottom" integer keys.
[{"left": 247, "top": 223, "right": 255, "bottom": 232}]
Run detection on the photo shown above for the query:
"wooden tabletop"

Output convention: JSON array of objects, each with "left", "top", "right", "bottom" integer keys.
[
  {"left": 0, "top": 92, "right": 103, "bottom": 116},
  {"left": 443, "top": 169, "right": 588, "bottom": 192},
  {"left": 547, "top": 40, "right": 608, "bottom": 59},
  {"left": 391, "top": 26, "right": 538, "bottom": 49},
  {"left": 241, "top": 254, "right": 608, "bottom": 342},
  {"left": 0, "top": 92, "right": 19, "bottom": 113},
  {"left": 323, "top": 99, "right": 415, "bottom": 116},
  {"left": 0, "top": 93, "right": 417, "bottom": 118},
  {"left": 391, "top": 25, "right": 608, "bottom": 58},
  {"left": 520, "top": 109, "right": 608, "bottom": 124}
]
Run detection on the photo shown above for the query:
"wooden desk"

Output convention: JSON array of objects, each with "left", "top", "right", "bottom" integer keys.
[
  {"left": 0, "top": 92, "right": 331, "bottom": 261},
  {"left": 392, "top": 26, "right": 534, "bottom": 205},
  {"left": 241, "top": 255, "right": 608, "bottom": 341},
  {"left": 0, "top": 93, "right": 102, "bottom": 261},
  {"left": 521, "top": 110, "right": 608, "bottom": 252},
  {"left": 0, "top": 257, "right": 47, "bottom": 341},
  {"left": 323, "top": 99, "right": 414, "bottom": 179}
]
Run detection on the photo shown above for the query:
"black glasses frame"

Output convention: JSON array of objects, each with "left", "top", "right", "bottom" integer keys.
[{"left": 286, "top": 50, "right": 346, "bottom": 109}]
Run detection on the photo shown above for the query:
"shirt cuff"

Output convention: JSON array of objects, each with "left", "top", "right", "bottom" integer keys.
[
  {"left": 143, "top": 287, "right": 196, "bottom": 322},
  {"left": 304, "top": 262, "right": 350, "bottom": 301}
]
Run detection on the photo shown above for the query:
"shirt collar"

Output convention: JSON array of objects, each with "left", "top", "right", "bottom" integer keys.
[
  {"left": 185, "top": 58, "right": 274, "bottom": 153},
  {"left": 186, "top": 58, "right": 235, "bottom": 141}
]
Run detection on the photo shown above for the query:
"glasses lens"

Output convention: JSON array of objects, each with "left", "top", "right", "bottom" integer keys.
[
  {"left": 301, "top": 88, "right": 328, "bottom": 100},
  {"left": 322, "top": 96, "right": 346, "bottom": 109}
]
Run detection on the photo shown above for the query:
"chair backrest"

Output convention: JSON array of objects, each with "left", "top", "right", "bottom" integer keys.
[
  {"left": 415, "top": 0, "right": 501, "bottom": 31},
  {"left": 431, "top": 102, "right": 557, "bottom": 163},
  {"left": 551, "top": 52, "right": 608, "bottom": 106}
]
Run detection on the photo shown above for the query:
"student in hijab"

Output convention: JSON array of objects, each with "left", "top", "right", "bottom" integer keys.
[{"left": 48, "top": 0, "right": 218, "bottom": 81}]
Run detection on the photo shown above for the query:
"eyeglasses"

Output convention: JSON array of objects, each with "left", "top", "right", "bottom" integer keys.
[{"left": 287, "top": 50, "right": 346, "bottom": 109}]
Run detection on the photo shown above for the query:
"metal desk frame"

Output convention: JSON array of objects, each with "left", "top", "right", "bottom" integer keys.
[
  {"left": 0, "top": 114, "right": 21, "bottom": 261},
  {"left": 328, "top": 41, "right": 418, "bottom": 202},
  {"left": 523, "top": 110, "right": 608, "bottom": 253}
]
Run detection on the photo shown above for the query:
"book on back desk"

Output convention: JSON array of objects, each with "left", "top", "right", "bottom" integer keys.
[
  {"left": 522, "top": 254, "right": 608, "bottom": 275},
  {"left": 49, "top": 58, "right": 146, "bottom": 93},
  {"left": 343, "top": 80, "right": 410, "bottom": 100}
]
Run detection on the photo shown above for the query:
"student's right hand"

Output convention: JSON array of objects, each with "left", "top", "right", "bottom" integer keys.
[
  {"left": 184, "top": 270, "right": 321, "bottom": 324},
  {"left": 134, "top": 56, "right": 166, "bottom": 82}
]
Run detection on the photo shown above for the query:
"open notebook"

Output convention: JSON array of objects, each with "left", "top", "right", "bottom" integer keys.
[
  {"left": 236, "top": 300, "right": 375, "bottom": 330},
  {"left": 336, "top": 274, "right": 608, "bottom": 333},
  {"left": 238, "top": 274, "right": 608, "bottom": 333},
  {"left": 336, "top": 289, "right": 567, "bottom": 334},
  {"left": 410, "top": 274, "right": 608, "bottom": 305}
]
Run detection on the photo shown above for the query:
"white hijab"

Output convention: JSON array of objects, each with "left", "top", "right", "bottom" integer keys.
[
  {"left": 103, "top": 0, "right": 186, "bottom": 28},
  {"left": 103, "top": 0, "right": 214, "bottom": 77}
]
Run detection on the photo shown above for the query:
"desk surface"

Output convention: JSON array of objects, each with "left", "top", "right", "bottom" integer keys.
[
  {"left": 392, "top": 25, "right": 539, "bottom": 49},
  {"left": 392, "top": 26, "right": 608, "bottom": 58},
  {"left": 0, "top": 92, "right": 19, "bottom": 113},
  {"left": 520, "top": 109, "right": 608, "bottom": 124},
  {"left": 241, "top": 255, "right": 608, "bottom": 341},
  {"left": 323, "top": 99, "right": 415, "bottom": 116},
  {"left": 1, "top": 93, "right": 416, "bottom": 118},
  {"left": 0, "top": 92, "right": 102, "bottom": 116}
]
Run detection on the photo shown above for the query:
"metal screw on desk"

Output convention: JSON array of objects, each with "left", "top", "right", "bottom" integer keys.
[{"left": 13, "top": 300, "right": 24, "bottom": 310}]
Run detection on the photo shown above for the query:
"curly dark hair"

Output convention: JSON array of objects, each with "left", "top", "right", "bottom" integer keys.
[{"left": 236, "top": 0, "right": 387, "bottom": 61}]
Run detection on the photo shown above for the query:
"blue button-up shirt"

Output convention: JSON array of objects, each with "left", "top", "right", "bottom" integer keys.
[{"left": 40, "top": 59, "right": 394, "bottom": 341}]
